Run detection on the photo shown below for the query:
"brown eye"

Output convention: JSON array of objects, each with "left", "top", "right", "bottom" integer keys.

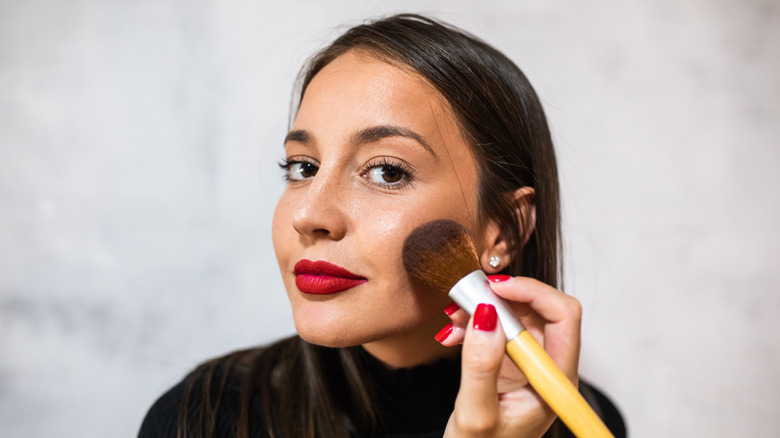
[
  {"left": 297, "top": 162, "right": 318, "bottom": 178},
  {"left": 379, "top": 166, "right": 401, "bottom": 183},
  {"left": 282, "top": 160, "right": 318, "bottom": 181},
  {"left": 366, "top": 165, "right": 402, "bottom": 183},
  {"left": 363, "top": 159, "right": 413, "bottom": 189}
]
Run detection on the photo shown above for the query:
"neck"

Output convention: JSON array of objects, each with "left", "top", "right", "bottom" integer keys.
[{"left": 361, "top": 313, "right": 460, "bottom": 369}]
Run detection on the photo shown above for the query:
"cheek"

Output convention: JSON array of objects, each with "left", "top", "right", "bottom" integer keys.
[
  {"left": 271, "top": 196, "right": 294, "bottom": 264},
  {"left": 356, "top": 186, "right": 476, "bottom": 288},
  {"left": 372, "top": 212, "right": 407, "bottom": 250}
]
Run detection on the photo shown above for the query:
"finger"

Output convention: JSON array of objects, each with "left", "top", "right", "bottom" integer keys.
[
  {"left": 434, "top": 322, "right": 466, "bottom": 347},
  {"left": 452, "top": 303, "right": 505, "bottom": 435},
  {"left": 488, "top": 277, "right": 581, "bottom": 324},
  {"left": 443, "top": 301, "right": 470, "bottom": 325},
  {"left": 488, "top": 276, "right": 582, "bottom": 383}
]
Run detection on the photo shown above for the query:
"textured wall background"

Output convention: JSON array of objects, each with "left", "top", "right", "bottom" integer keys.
[{"left": 1, "top": 1, "right": 778, "bottom": 436}]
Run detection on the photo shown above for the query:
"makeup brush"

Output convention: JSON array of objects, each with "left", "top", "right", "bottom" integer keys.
[{"left": 403, "top": 219, "right": 614, "bottom": 438}]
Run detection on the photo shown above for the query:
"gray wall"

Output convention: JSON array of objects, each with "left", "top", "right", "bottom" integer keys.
[{"left": 1, "top": 1, "right": 778, "bottom": 436}]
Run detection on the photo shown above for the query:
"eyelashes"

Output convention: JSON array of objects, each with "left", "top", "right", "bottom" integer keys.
[{"left": 278, "top": 156, "right": 415, "bottom": 190}]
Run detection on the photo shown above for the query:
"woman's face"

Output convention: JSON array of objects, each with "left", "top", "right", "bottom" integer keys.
[{"left": 272, "top": 50, "right": 487, "bottom": 366}]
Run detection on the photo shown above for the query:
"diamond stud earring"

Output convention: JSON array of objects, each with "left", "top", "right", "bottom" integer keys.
[{"left": 489, "top": 256, "right": 500, "bottom": 268}]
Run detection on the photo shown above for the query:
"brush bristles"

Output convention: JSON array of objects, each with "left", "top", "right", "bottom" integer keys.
[{"left": 402, "top": 219, "right": 481, "bottom": 294}]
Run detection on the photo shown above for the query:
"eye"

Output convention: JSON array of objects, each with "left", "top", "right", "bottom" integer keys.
[
  {"left": 279, "top": 158, "right": 318, "bottom": 181},
  {"left": 366, "top": 165, "right": 401, "bottom": 183},
  {"left": 362, "top": 158, "right": 414, "bottom": 189}
]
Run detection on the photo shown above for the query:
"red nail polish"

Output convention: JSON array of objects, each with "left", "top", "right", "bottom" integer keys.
[
  {"left": 473, "top": 303, "right": 497, "bottom": 331},
  {"left": 444, "top": 302, "right": 460, "bottom": 315},
  {"left": 487, "top": 274, "right": 512, "bottom": 283},
  {"left": 435, "top": 323, "right": 454, "bottom": 342}
]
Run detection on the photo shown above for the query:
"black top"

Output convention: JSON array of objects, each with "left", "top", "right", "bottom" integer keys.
[{"left": 139, "top": 342, "right": 626, "bottom": 437}]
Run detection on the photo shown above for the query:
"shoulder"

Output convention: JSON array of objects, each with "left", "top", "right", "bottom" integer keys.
[
  {"left": 138, "top": 370, "right": 198, "bottom": 438},
  {"left": 138, "top": 337, "right": 301, "bottom": 438},
  {"left": 138, "top": 349, "right": 255, "bottom": 437},
  {"left": 579, "top": 380, "right": 627, "bottom": 438},
  {"left": 543, "top": 380, "right": 627, "bottom": 438}
]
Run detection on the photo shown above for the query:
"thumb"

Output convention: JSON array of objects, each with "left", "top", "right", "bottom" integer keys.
[{"left": 452, "top": 303, "right": 506, "bottom": 435}]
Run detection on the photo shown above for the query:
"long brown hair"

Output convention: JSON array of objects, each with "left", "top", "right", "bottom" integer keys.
[{"left": 176, "top": 14, "right": 563, "bottom": 438}]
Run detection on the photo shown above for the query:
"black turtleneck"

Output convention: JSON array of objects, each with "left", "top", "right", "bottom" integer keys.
[
  {"left": 354, "top": 346, "right": 461, "bottom": 437},
  {"left": 139, "top": 339, "right": 625, "bottom": 437}
]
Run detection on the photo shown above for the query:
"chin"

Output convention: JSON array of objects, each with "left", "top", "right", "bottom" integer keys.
[
  {"left": 295, "top": 325, "right": 369, "bottom": 348},
  {"left": 293, "top": 313, "right": 410, "bottom": 349},
  {"left": 290, "top": 312, "right": 360, "bottom": 347}
]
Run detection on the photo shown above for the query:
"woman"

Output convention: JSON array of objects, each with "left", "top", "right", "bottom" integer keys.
[{"left": 139, "top": 14, "right": 625, "bottom": 438}]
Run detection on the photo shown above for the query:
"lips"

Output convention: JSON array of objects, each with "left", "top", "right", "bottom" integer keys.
[{"left": 293, "top": 259, "right": 367, "bottom": 295}]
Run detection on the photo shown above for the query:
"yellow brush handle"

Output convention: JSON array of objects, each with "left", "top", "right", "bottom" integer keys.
[{"left": 506, "top": 331, "right": 614, "bottom": 438}]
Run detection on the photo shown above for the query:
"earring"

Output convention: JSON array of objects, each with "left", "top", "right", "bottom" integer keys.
[{"left": 489, "top": 256, "right": 500, "bottom": 268}]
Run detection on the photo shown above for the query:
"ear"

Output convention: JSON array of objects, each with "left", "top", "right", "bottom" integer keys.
[
  {"left": 514, "top": 186, "right": 536, "bottom": 246},
  {"left": 478, "top": 187, "right": 536, "bottom": 274}
]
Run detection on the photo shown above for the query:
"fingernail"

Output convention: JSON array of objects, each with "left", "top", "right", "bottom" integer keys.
[
  {"left": 435, "top": 323, "right": 454, "bottom": 343},
  {"left": 473, "top": 303, "right": 497, "bottom": 331},
  {"left": 487, "top": 274, "right": 512, "bottom": 283},
  {"left": 443, "top": 302, "right": 460, "bottom": 315}
]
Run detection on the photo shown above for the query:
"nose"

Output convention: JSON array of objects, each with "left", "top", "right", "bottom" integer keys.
[{"left": 291, "top": 172, "right": 348, "bottom": 241}]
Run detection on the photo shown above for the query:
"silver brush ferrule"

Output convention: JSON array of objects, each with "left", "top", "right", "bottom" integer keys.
[{"left": 448, "top": 270, "right": 525, "bottom": 340}]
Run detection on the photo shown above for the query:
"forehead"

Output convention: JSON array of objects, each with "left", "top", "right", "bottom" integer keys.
[
  {"left": 306, "top": 49, "right": 440, "bottom": 102},
  {"left": 295, "top": 50, "right": 455, "bottom": 137}
]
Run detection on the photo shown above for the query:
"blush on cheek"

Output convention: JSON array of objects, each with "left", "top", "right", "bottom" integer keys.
[{"left": 374, "top": 213, "right": 406, "bottom": 237}]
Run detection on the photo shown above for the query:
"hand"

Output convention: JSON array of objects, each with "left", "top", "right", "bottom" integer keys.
[{"left": 437, "top": 275, "right": 583, "bottom": 438}]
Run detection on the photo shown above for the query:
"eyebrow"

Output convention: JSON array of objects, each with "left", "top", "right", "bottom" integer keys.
[
  {"left": 284, "top": 129, "right": 311, "bottom": 144},
  {"left": 284, "top": 125, "right": 438, "bottom": 160}
]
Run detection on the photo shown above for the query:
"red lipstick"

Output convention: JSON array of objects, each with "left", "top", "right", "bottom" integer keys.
[{"left": 294, "top": 260, "right": 367, "bottom": 295}]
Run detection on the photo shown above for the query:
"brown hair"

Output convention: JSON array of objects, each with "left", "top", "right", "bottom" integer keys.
[{"left": 175, "top": 13, "right": 563, "bottom": 438}]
